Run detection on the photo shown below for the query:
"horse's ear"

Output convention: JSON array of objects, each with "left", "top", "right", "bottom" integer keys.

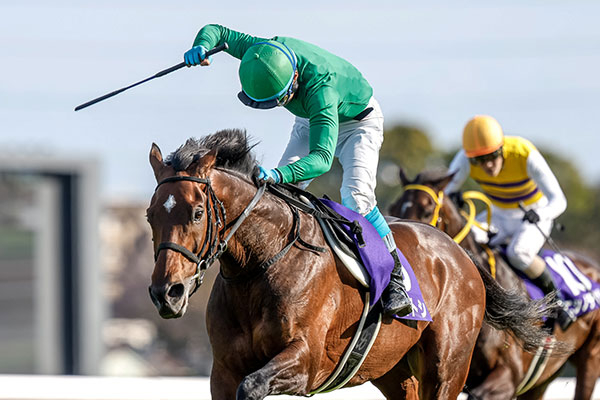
[
  {"left": 434, "top": 171, "right": 457, "bottom": 190},
  {"left": 188, "top": 148, "right": 218, "bottom": 177},
  {"left": 399, "top": 168, "right": 412, "bottom": 186},
  {"left": 149, "top": 143, "right": 165, "bottom": 182}
]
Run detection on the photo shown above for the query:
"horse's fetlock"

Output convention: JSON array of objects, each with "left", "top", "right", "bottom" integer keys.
[{"left": 236, "top": 375, "right": 270, "bottom": 400}]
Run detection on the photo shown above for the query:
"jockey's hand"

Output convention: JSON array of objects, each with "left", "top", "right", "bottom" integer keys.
[
  {"left": 184, "top": 45, "right": 212, "bottom": 66},
  {"left": 448, "top": 192, "right": 465, "bottom": 209},
  {"left": 523, "top": 209, "right": 540, "bottom": 224},
  {"left": 257, "top": 166, "right": 281, "bottom": 185},
  {"left": 487, "top": 225, "right": 499, "bottom": 245}
]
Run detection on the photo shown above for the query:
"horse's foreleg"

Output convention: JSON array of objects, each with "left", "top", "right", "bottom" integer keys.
[
  {"left": 236, "top": 340, "right": 311, "bottom": 400},
  {"left": 373, "top": 359, "right": 419, "bottom": 400},
  {"left": 210, "top": 359, "right": 244, "bottom": 400},
  {"left": 465, "top": 365, "right": 517, "bottom": 400}
]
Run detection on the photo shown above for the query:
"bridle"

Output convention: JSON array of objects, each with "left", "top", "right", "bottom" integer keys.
[
  {"left": 403, "top": 184, "right": 445, "bottom": 227},
  {"left": 403, "top": 184, "right": 498, "bottom": 277},
  {"left": 153, "top": 175, "right": 267, "bottom": 295}
]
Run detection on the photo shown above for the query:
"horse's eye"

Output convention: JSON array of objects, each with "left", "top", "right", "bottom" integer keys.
[{"left": 193, "top": 206, "right": 204, "bottom": 222}]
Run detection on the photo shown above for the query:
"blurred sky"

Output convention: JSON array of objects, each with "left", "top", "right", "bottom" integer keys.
[{"left": 1, "top": 1, "right": 599, "bottom": 202}]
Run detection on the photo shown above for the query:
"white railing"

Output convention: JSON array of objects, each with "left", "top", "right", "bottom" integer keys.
[{"left": 0, "top": 375, "right": 598, "bottom": 400}]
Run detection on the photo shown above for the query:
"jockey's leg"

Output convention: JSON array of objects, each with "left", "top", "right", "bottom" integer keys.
[
  {"left": 507, "top": 223, "right": 575, "bottom": 331},
  {"left": 527, "top": 257, "right": 576, "bottom": 331},
  {"left": 365, "top": 206, "right": 413, "bottom": 317},
  {"left": 335, "top": 98, "right": 411, "bottom": 317}
]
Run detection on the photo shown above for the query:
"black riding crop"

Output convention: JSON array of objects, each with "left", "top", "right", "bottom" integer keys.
[{"left": 74, "top": 42, "right": 229, "bottom": 111}]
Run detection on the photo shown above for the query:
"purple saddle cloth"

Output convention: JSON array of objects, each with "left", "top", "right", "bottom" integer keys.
[
  {"left": 523, "top": 250, "right": 600, "bottom": 318},
  {"left": 321, "top": 199, "right": 431, "bottom": 322}
]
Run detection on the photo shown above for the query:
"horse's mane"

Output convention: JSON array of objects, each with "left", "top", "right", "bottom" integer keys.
[
  {"left": 166, "top": 129, "right": 258, "bottom": 176},
  {"left": 413, "top": 167, "right": 450, "bottom": 185}
]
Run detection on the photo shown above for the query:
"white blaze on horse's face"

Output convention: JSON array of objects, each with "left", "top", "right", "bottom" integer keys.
[
  {"left": 400, "top": 201, "right": 413, "bottom": 216},
  {"left": 163, "top": 194, "right": 176, "bottom": 213}
]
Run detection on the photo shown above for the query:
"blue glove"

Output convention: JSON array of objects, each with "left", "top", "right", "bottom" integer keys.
[
  {"left": 257, "top": 166, "right": 281, "bottom": 184},
  {"left": 184, "top": 45, "right": 212, "bottom": 66}
]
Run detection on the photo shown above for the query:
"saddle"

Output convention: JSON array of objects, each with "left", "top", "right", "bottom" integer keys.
[
  {"left": 266, "top": 183, "right": 371, "bottom": 286},
  {"left": 265, "top": 182, "right": 431, "bottom": 322}
]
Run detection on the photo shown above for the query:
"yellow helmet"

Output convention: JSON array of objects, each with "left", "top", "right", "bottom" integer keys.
[{"left": 462, "top": 115, "right": 504, "bottom": 157}]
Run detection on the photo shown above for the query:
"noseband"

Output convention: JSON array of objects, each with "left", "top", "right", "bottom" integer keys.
[{"left": 153, "top": 175, "right": 266, "bottom": 294}]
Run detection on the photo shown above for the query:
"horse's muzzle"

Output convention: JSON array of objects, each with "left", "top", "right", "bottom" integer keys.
[{"left": 148, "top": 282, "right": 189, "bottom": 319}]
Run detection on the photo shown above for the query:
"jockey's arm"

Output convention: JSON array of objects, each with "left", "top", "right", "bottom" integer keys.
[
  {"left": 276, "top": 88, "right": 339, "bottom": 184},
  {"left": 192, "top": 24, "right": 267, "bottom": 60},
  {"left": 444, "top": 150, "right": 470, "bottom": 195},
  {"left": 526, "top": 149, "right": 567, "bottom": 221}
]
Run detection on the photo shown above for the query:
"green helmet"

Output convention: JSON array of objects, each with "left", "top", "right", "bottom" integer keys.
[{"left": 238, "top": 40, "right": 297, "bottom": 109}]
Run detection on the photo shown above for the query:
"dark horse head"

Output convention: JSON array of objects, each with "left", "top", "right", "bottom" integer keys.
[
  {"left": 390, "top": 168, "right": 457, "bottom": 229},
  {"left": 146, "top": 129, "right": 257, "bottom": 318}
]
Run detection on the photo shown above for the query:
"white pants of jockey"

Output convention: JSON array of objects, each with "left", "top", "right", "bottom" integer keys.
[
  {"left": 471, "top": 197, "right": 553, "bottom": 271},
  {"left": 278, "top": 96, "right": 384, "bottom": 216}
]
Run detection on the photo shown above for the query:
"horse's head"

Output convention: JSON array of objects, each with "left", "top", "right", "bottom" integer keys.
[
  {"left": 146, "top": 144, "right": 219, "bottom": 318},
  {"left": 146, "top": 130, "right": 258, "bottom": 318},
  {"left": 389, "top": 168, "right": 458, "bottom": 231}
]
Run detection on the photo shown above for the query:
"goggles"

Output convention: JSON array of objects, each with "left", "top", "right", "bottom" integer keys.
[
  {"left": 238, "top": 82, "right": 295, "bottom": 109},
  {"left": 469, "top": 148, "right": 503, "bottom": 165}
]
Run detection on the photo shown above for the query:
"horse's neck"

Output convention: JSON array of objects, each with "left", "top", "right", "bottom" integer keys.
[
  {"left": 441, "top": 203, "right": 465, "bottom": 239},
  {"left": 212, "top": 170, "right": 295, "bottom": 277},
  {"left": 442, "top": 203, "right": 522, "bottom": 289},
  {"left": 442, "top": 203, "right": 486, "bottom": 261}
]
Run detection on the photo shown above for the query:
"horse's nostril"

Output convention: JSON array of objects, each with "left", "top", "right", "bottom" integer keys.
[
  {"left": 168, "top": 283, "right": 185, "bottom": 299},
  {"left": 149, "top": 285, "right": 163, "bottom": 307}
]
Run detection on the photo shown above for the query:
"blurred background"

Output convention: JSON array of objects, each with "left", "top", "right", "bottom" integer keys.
[{"left": 1, "top": 0, "right": 599, "bottom": 388}]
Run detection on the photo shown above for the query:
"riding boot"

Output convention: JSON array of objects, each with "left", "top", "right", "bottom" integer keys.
[
  {"left": 532, "top": 268, "right": 576, "bottom": 331},
  {"left": 382, "top": 250, "right": 413, "bottom": 318}
]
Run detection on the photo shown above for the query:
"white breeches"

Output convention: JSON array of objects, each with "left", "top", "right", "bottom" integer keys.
[
  {"left": 278, "top": 96, "right": 384, "bottom": 216},
  {"left": 472, "top": 199, "right": 553, "bottom": 271}
]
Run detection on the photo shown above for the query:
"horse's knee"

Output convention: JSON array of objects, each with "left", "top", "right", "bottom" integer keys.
[{"left": 236, "top": 374, "right": 270, "bottom": 400}]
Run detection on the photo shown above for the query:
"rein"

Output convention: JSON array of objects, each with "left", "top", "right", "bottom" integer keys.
[
  {"left": 153, "top": 175, "right": 267, "bottom": 294},
  {"left": 403, "top": 185, "right": 497, "bottom": 277}
]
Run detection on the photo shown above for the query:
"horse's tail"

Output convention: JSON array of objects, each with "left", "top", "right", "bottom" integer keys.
[{"left": 467, "top": 251, "right": 567, "bottom": 353}]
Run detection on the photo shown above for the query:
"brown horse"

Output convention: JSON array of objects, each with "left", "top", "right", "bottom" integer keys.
[
  {"left": 146, "top": 129, "right": 552, "bottom": 400},
  {"left": 389, "top": 168, "right": 600, "bottom": 400}
]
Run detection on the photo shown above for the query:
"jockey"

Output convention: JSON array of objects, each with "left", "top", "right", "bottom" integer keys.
[
  {"left": 183, "top": 24, "right": 412, "bottom": 318},
  {"left": 444, "top": 115, "right": 575, "bottom": 330}
]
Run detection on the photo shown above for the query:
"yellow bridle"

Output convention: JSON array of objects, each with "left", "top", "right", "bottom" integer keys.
[
  {"left": 403, "top": 184, "right": 445, "bottom": 227},
  {"left": 402, "top": 184, "right": 496, "bottom": 277}
]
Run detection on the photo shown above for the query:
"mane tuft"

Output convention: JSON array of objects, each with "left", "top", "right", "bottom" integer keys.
[{"left": 166, "top": 129, "right": 258, "bottom": 175}]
